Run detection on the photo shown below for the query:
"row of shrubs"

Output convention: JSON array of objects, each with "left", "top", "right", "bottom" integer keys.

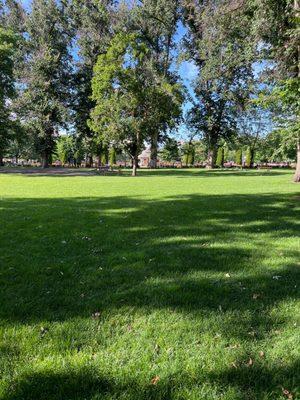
[{"left": 216, "top": 147, "right": 254, "bottom": 168}]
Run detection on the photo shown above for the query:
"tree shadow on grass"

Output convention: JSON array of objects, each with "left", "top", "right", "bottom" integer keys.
[
  {"left": 0, "top": 192, "right": 299, "bottom": 330},
  {"left": 0, "top": 167, "right": 99, "bottom": 177},
  {"left": 0, "top": 167, "right": 292, "bottom": 178},
  {"left": 0, "top": 191, "right": 299, "bottom": 399},
  {"left": 138, "top": 169, "right": 292, "bottom": 178},
  {"left": 2, "top": 360, "right": 299, "bottom": 400}
]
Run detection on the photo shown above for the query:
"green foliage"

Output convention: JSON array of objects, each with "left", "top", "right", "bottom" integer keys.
[
  {"left": 109, "top": 147, "right": 116, "bottom": 166},
  {"left": 216, "top": 147, "right": 224, "bottom": 168},
  {"left": 89, "top": 32, "right": 184, "bottom": 174},
  {"left": 16, "top": 0, "right": 73, "bottom": 167},
  {"left": 257, "top": 129, "right": 297, "bottom": 162},
  {"left": 70, "top": 0, "right": 112, "bottom": 146},
  {"left": 56, "top": 135, "right": 85, "bottom": 166},
  {"left": 100, "top": 146, "right": 109, "bottom": 165},
  {"left": 160, "top": 137, "right": 180, "bottom": 163},
  {"left": 181, "top": 142, "right": 195, "bottom": 166},
  {"left": 252, "top": 0, "right": 299, "bottom": 179},
  {"left": 245, "top": 146, "right": 254, "bottom": 168},
  {"left": 223, "top": 142, "right": 229, "bottom": 162},
  {"left": 235, "top": 149, "right": 242, "bottom": 166},
  {"left": 0, "top": 27, "right": 17, "bottom": 162},
  {"left": 56, "top": 136, "right": 74, "bottom": 165},
  {"left": 193, "top": 140, "right": 207, "bottom": 163},
  {"left": 185, "top": 1, "right": 255, "bottom": 167}
]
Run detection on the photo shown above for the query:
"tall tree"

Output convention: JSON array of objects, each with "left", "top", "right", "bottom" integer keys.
[
  {"left": 128, "top": 0, "right": 181, "bottom": 168},
  {"left": 184, "top": 0, "right": 255, "bottom": 168},
  {"left": 0, "top": 27, "right": 17, "bottom": 166},
  {"left": 160, "top": 137, "right": 180, "bottom": 163},
  {"left": 70, "top": 0, "right": 113, "bottom": 167},
  {"left": 252, "top": 0, "right": 300, "bottom": 181},
  {"left": 237, "top": 104, "right": 271, "bottom": 167},
  {"left": 89, "top": 33, "right": 183, "bottom": 176},
  {"left": 18, "top": 0, "right": 72, "bottom": 167}
]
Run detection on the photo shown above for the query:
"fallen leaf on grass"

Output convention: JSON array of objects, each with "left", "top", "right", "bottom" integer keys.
[
  {"left": 282, "top": 388, "right": 293, "bottom": 399},
  {"left": 231, "top": 362, "right": 238, "bottom": 369},
  {"left": 92, "top": 311, "right": 101, "bottom": 319},
  {"left": 226, "top": 344, "right": 240, "bottom": 350},
  {"left": 259, "top": 351, "right": 265, "bottom": 358},
  {"left": 40, "top": 326, "right": 48, "bottom": 337},
  {"left": 225, "top": 273, "right": 231, "bottom": 278},
  {"left": 246, "top": 358, "right": 253, "bottom": 367},
  {"left": 252, "top": 293, "right": 260, "bottom": 299},
  {"left": 150, "top": 376, "right": 160, "bottom": 385},
  {"left": 82, "top": 236, "right": 92, "bottom": 241}
]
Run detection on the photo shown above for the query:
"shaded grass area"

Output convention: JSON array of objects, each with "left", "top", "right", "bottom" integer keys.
[
  {"left": 0, "top": 169, "right": 299, "bottom": 399},
  {"left": 0, "top": 166, "right": 292, "bottom": 178}
]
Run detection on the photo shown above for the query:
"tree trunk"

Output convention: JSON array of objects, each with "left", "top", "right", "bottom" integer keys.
[
  {"left": 132, "top": 154, "right": 138, "bottom": 176},
  {"left": 86, "top": 155, "right": 93, "bottom": 168},
  {"left": 206, "top": 146, "right": 217, "bottom": 169},
  {"left": 293, "top": 137, "right": 300, "bottom": 182},
  {"left": 292, "top": 1, "right": 299, "bottom": 181},
  {"left": 293, "top": 0, "right": 299, "bottom": 181},
  {"left": 149, "top": 132, "right": 158, "bottom": 168},
  {"left": 0, "top": 155, "right": 4, "bottom": 167},
  {"left": 41, "top": 152, "right": 49, "bottom": 168}
]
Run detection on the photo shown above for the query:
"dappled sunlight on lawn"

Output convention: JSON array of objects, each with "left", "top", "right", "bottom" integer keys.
[{"left": 0, "top": 171, "right": 299, "bottom": 399}]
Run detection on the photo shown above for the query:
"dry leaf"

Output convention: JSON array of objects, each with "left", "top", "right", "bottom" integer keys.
[
  {"left": 225, "top": 273, "right": 231, "bottom": 278},
  {"left": 40, "top": 326, "right": 48, "bottom": 336},
  {"left": 247, "top": 358, "right": 253, "bottom": 366},
  {"left": 92, "top": 311, "right": 101, "bottom": 319},
  {"left": 252, "top": 293, "right": 260, "bottom": 299},
  {"left": 259, "top": 351, "right": 265, "bottom": 358},
  {"left": 231, "top": 362, "right": 238, "bottom": 369},
  {"left": 82, "top": 236, "right": 91, "bottom": 241},
  {"left": 226, "top": 344, "right": 240, "bottom": 350},
  {"left": 282, "top": 388, "right": 293, "bottom": 399},
  {"left": 150, "top": 376, "right": 160, "bottom": 385}
]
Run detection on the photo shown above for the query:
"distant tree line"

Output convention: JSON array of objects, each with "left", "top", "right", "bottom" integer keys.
[{"left": 0, "top": 0, "right": 299, "bottom": 179}]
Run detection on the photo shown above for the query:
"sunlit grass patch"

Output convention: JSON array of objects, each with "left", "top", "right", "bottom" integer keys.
[{"left": 0, "top": 169, "right": 299, "bottom": 399}]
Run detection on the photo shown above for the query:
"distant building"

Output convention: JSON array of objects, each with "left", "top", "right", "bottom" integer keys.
[{"left": 138, "top": 146, "right": 152, "bottom": 167}]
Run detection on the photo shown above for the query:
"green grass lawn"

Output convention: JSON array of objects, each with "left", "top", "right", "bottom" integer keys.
[{"left": 0, "top": 168, "right": 299, "bottom": 400}]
